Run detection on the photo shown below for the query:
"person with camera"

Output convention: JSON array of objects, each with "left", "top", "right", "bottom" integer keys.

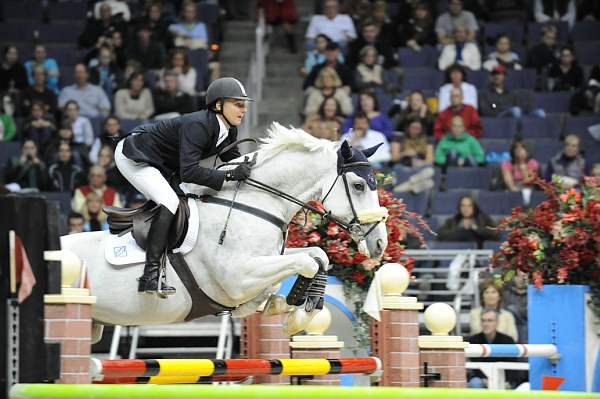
[{"left": 5, "top": 139, "right": 47, "bottom": 190}]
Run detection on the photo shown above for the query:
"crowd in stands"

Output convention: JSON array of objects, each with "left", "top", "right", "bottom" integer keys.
[
  {"left": 0, "top": 0, "right": 224, "bottom": 234},
  {"left": 295, "top": 0, "right": 600, "bottom": 256}
]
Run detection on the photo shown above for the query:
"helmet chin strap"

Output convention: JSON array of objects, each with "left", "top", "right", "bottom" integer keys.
[{"left": 217, "top": 97, "right": 235, "bottom": 128}]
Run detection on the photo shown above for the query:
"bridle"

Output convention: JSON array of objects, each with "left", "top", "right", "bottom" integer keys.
[{"left": 211, "top": 141, "right": 388, "bottom": 246}]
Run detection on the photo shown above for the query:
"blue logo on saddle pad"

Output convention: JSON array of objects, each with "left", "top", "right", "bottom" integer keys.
[{"left": 113, "top": 246, "right": 128, "bottom": 258}]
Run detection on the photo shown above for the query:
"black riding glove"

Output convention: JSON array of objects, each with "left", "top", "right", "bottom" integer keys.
[{"left": 225, "top": 164, "right": 251, "bottom": 181}]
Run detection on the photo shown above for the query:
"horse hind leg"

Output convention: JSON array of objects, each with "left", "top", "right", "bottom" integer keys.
[{"left": 91, "top": 323, "right": 104, "bottom": 344}]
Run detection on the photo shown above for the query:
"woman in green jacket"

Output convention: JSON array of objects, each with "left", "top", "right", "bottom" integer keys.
[{"left": 434, "top": 115, "right": 484, "bottom": 166}]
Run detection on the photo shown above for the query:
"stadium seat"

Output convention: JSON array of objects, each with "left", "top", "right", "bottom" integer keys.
[
  {"left": 445, "top": 167, "right": 491, "bottom": 190},
  {"left": 483, "top": 241, "right": 503, "bottom": 251},
  {"left": 45, "top": 45, "right": 84, "bottom": 67},
  {"left": 478, "top": 191, "right": 523, "bottom": 215},
  {"left": 532, "top": 141, "right": 562, "bottom": 164},
  {"left": 505, "top": 69, "right": 536, "bottom": 90},
  {"left": 529, "top": 191, "right": 546, "bottom": 208},
  {"left": 188, "top": 49, "right": 209, "bottom": 91},
  {"left": 47, "top": 1, "right": 88, "bottom": 20},
  {"left": 481, "top": 117, "right": 517, "bottom": 139},
  {"left": 0, "top": 142, "right": 22, "bottom": 179},
  {"left": 120, "top": 119, "right": 145, "bottom": 133},
  {"left": 572, "top": 22, "right": 600, "bottom": 42},
  {"left": 398, "top": 46, "right": 438, "bottom": 67},
  {"left": 467, "top": 70, "right": 488, "bottom": 89},
  {"left": 527, "top": 22, "right": 569, "bottom": 45},
  {"left": 480, "top": 139, "right": 509, "bottom": 154},
  {"left": 431, "top": 190, "right": 471, "bottom": 215},
  {"left": 483, "top": 22, "right": 525, "bottom": 46},
  {"left": 398, "top": 192, "right": 428, "bottom": 216},
  {"left": 4, "top": 0, "right": 43, "bottom": 20},
  {"left": 38, "top": 23, "right": 84, "bottom": 44},
  {"left": 574, "top": 41, "right": 600, "bottom": 65},
  {"left": 532, "top": 92, "right": 571, "bottom": 113},
  {"left": 403, "top": 68, "right": 444, "bottom": 91},
  {"left": 520, "top": 115, "right": 563, "bottom": 139}
]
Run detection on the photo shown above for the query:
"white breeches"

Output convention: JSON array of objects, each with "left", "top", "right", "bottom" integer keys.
[{"left": 114, "top": 140, "right": 179, "bottom": 215}]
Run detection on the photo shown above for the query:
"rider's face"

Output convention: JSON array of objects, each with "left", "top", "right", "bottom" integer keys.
[{"left": 221, "top": 99, "right": 247, "bottom": 126}]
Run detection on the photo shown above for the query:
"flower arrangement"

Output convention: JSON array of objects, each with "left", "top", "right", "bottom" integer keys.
[
  {"left": 286, "top": 180, "right": 430, "bottom": 347},
  {"left": 492, "top": 176, "right": 600, "bottom": 319}
]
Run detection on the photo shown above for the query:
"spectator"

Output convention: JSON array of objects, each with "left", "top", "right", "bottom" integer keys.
[
  {"left": 342, "top": 90, "right": 393, "bottom": 138},
  {"left": 0, "top": 45, "right": 28, "bottom": 92},
  {"left": 153, "top": 71, "right": 196, "bottom": 117},
  {"left": 470, "top": 281, "right": 519, "bottom": 341},
  {"left": 399, "top": 3, "right": 437, "bottom": 50},
  {"left": 435, "top": 0, "right": 479, "bottom": 45},
  {"left": 340, "top": 111, "right": 391, "bottom": 165},
  {"left": 438, "top": 64, "right": 478, "bottom": 112},
  {"left": 483, "top": 34, "right": 522, "bottom": 72},
  {"left": 346, "top": 0, "right": 372, "bottom": 29},
  {"left": 527, "top": 24, "right": 560, "bottom": 73},
  {"left": 534, "top": 0, "right": 576, "bottom": 29},
  {"left": 437, "top": 195, "right": 498, "bottom": 246},
  {"left": 90, "top": 115, "right": 123, "bottom": 164},
  {"left": 435, "top": 115, "right": 485, "bottom": 166},
  {"left": 545, "top": 134, "right": 589, "bottom": 187},
  {"left": 72, "top": 164, "right": 122, "bottom": 214},
  {"left": 47, "top": 142, "right": 86, "bottom": 193},
  {"left": 79, "top": 1, "right": 127, "bottom": 49},
  {"left": 371, "top": 0, "right": 397, "bottom": 42},
  {"left": 354, "top": 46, "right": 384, "bottom": 91},
  {"left": 68, "top": 212, "right": 85, "bottom": 234},
  {"left": 438, "top": 25, "right": 481, "bottom": 71},
  {"left": 390, "top": 90, "right": 435, "bottom": 136},
  {"left": 20, "top": 66, "right": 58, "bottom": 117},
  {"left": 96, "top": 144, "right": 128, "bottom": 194},
  {"left": 479, "top": 65, "right": 546, "bottom": 118},
  {"left": 592, "top": 163, "right": 600, "bottom": 180},
  {"left": 305, "top": 0, "right": 357, "bottom": 49},
  {"left": 345, "top": 19, "right": 397, "bottom": 69},
  {"left": 135, "top": 2, "right": 172, "bottom": 46},
  {"left": 0, "top": 100, "right": 17, "bottom": 141},
  {"left": 306, "top": 120, "right": 340, "bottom": 141},
  {"left": 467, "top": 309, "right": 518, "bottom": 388},
  {"left": 501, "top": 139, "right": 540, "bottom": 191},
  {"left": 108, "top": 30, "right": 127, "bottom": 70},
  {"left": 63, "top": 100, "right": 95, "bottom": 147},
  {"left": 93, "top": 0, "right": 131, "bottom": 22},
  {"left": 126, "top": 25, "right": 167, "bottom": 73},
  {"left": 58, "top": 63, "right": 111, "bottom": 119},
  {"left": 303, "top": 97, "right": 344, "bottom": 134},
  {"left": 44, "top": 124, "right": 89, "bottom": 168},
  {"left": 391, "top": 118, "right": 434, "bottom": 167},
  {"left": 22, "top": 101, "right": 56, "bottom": 148},
  {"left": 570, "top": 64, "right": 600, "bottom": 115},
  {"left": 24, "top": 45, "right": 60, "bottom": 95},
  {"left": 168, "top": 0, "right": 209, "bottom": 50},
  {"left": 159, "top": 48, "right": 197, "bottom": 96},
  {"left": 88, "top": 45, "right": 123, "bottom": 100},
  {"left": 547, "top": 46, "right": 584, "bottom": 92},
  {"left": 4, "top": 139, "right": 47, "bottom": 190},
  {"left": 301, "top": 34, "right": 344, "bottom": 77},
  {"left": 304, "top": 67, "right": 353, "bottom": 117},
  {"left": 114, "top": 72, "right": 154, "bottom": 120},
  {"left": 82, "top": 191, "right": 109, "bottom": 232},
  {"left": 502, "top": 270, "right": 529, "bottom": 343},
  {"left": 303, "top": 41, "right": 354, "bottom": 91},
  {"left": 434, "top": 87, "right": 482, "bottom": 140},
  {"left": 259, "top": 0, "right": 299, "bottom": 53}
]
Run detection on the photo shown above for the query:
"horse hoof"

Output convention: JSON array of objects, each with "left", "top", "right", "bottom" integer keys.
[{"left": 263, "top": 294, "right": 290, "bottom": 316}]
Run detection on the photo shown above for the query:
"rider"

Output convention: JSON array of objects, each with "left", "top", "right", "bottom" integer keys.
[{"left": 114, "top": 77, "right": 254, "bottom": 295}]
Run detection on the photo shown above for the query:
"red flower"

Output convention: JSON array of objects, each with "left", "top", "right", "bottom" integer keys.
[
  {"left": 352, "top": 271, "right": 366, "bottom": 284},
  {"left": 307, "top": 231, "right": 321, "bottom": 243}
]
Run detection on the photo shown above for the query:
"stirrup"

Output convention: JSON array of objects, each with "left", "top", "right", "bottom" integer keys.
[{"left": 156, "top": 264, "right": 176, "bottom": 298}]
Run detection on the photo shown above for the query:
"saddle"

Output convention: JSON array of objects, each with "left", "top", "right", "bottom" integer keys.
[{"left": 104, "top": 197, "right": 190, "bottom": 251}]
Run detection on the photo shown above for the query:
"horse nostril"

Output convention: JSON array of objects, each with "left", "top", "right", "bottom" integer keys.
[{"left": 376, "top": 239, "right": 384, "bottom": 252}]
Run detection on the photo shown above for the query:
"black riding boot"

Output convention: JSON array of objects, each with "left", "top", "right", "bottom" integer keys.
[{"left": 138, "top": 205, "right": 176, "bottom": 295}]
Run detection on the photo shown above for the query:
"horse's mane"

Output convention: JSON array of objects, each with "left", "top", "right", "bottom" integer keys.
[{"left": 256, "top": 122, "right": 339, "bottom": 165}]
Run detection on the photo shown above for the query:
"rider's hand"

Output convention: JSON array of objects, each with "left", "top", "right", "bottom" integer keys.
[{"left": 226, "top": 164, "right": 251, "bottom": 181}]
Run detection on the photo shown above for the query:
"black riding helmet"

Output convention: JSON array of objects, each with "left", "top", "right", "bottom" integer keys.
[{"left": 206, "top": 77, "right": 254, "bottom": 126}]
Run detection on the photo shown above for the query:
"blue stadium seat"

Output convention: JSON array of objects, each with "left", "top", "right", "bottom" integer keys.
[
  {"left": 47, "top": 1, "right": 88, "bottom": 20},
  {"left": 403, "top": 68, "right": 444, "bottom": 91},
  {"left": 478, "top": 191, "right": 523, "bottom": 215},
  {"left": 532, "top": 141, "right": 562, "bottom": 164},
  {"left": 520, "top": 115, "right": 563, "bottom": 139},
  {"left": 527, "top": 22, "right": 569, "bottom": 45},
  {"left": 483, "top": 241, "right": 503, "bottom": 251},
  {"left": 89, "top": 117, "right": 103, "bottom": 138},
  {"left": 398, "top": 46, "right": 438, "bottom": 67},
  {"left": 480, "top": 139, "right": 509, "bottom": 154},
  {"left": 431, "top": 191, "right": 471, "bottom": 215},
  {"left": 505, "top": 69, "right": 536, "bottom": 90},
  {"left": 397, "top": 192, "right": 428, "bottom": 216},
  {"left": 4, "top": 0, "right": 43, "bottom": 20},
  {"left": 445, "top": 167, "right": 491, "bottom": 190},
  {"left": 572, "top": 22, "right": 600, "bottom": 42},
  {"left": 38, "top": 23, "right": 84, "bottom": 44},
  {"left": 0, "top": 142, "right": 22, "bottom": 180},
  {"left": 120, "top": 119, "right": 145, "bottom": 133},
  {"left": 45, "top": 45, "right": 84, "bottom": 67},
  {"left": 574, "top": 41, "right": 600, "bottom": 65},
  {"left": 0, "top": 21, "right": 38, "bottom": 42},
  {"left": 188, "top": 49, "right": 209, "bottom": 91},
  {"left": 481, "top": 117, "right": 517, "bottom": 139},
  {"left": 197, "top": 2, "right": 220, "bottom": 24},
  {"left": 532, "top": 92, "right": 571, "bottom": 113},
  {"left": 529, "top": 191, "right": 546, "bottom": 208},
  {"left": 483, "top": 22, "right": 525, "bottom": 46},
  {"left": 467, "top": 69, "right": 488, "bottom": 89},
  {"left": 59, "top": 66, "right": 75, "bottom": 88},
  {"left": 564, "top": 115, "right": 600, "bottom": 148}
]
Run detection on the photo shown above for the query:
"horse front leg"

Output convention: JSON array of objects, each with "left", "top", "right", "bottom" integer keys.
[{"left": 217, "top": 253, "right": 319, "bottom": 305}]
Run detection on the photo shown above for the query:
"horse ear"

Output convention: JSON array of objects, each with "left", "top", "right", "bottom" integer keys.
[
  {"left": 340, "top": 140, "right": 353, "bottom": 160},
  {"left": 362, "top": 143, "right": 383, "bottom": 159}
]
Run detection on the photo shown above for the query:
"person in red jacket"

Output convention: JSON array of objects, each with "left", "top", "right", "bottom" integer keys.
[{"left": 434, "top": 87, "right": 482, "bottom": 140}]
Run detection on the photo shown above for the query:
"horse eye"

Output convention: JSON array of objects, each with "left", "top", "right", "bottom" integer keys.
[{"left": 353, "top": 182, "right": 365, "bottom": 192}]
